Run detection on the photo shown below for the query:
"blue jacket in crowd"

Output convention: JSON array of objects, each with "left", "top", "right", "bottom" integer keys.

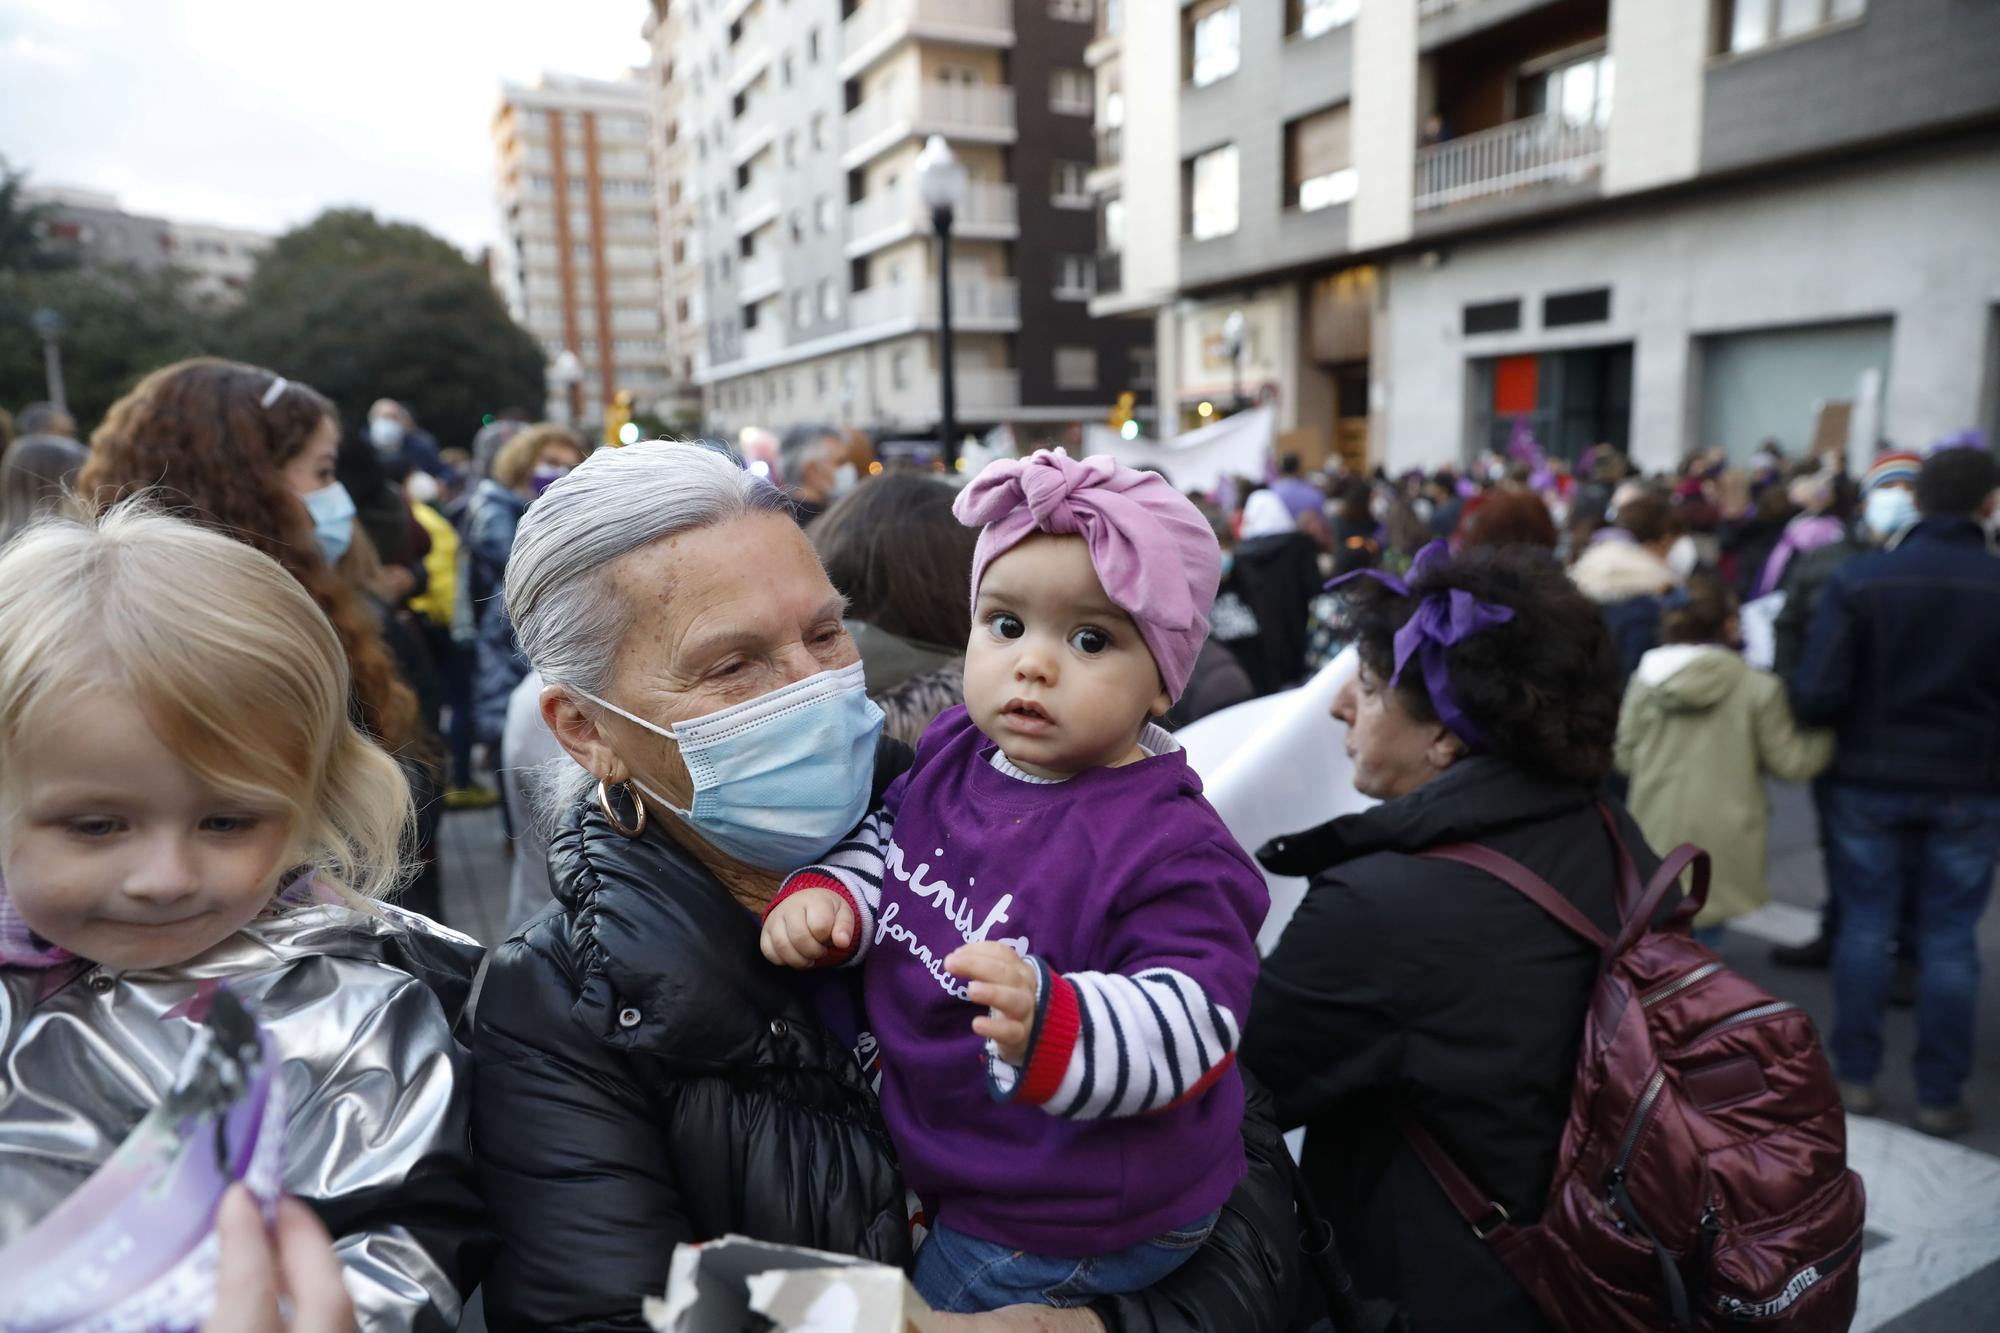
[
  {"left": 466, "top": 479, "right": 533, "bottom": 745},
  {"left": 1789, "top": 517, "right": 2000, "bottom": 791}
]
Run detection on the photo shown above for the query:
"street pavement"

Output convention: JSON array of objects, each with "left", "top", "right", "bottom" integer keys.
[{"left": 432, "top": 780, "right": 2000, "bottom": 1331}]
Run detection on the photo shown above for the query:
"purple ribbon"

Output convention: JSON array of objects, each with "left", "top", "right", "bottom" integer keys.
[{"left": 1325, "top": 542, "right": 1515, "bottom": 751}]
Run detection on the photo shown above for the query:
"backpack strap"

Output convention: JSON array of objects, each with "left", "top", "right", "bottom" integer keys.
[
  {"left": 1613, "top": 844, "right": 1711, "bottom": 956},
  {"left": 1401, "top": 1120, "right": 1540, "bottom": 1287},
  {"left": 1418, "top": 845, "right": 1613, "bottom": 951},
  {"left": 1596, "top": 801, "right": 1646, "bottom": 917}
]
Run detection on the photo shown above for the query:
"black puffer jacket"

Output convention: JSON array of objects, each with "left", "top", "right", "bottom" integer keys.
[
  {"left": 1244, "top": 757, "right": 1663, "bottom": 1333},
  {"left": 473, "top": 752, "right": 1310, "bottom": 1331}
]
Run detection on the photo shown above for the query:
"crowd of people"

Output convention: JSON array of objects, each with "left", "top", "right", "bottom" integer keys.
[{"left": 0, "top": 358, "right": 1993, "bottom": 1333}]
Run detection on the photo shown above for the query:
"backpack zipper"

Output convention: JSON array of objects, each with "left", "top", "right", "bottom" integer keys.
[
  {"left": 1687, "top": 1001, "right": 1799, "bottom": 1048},
  {"left": 1610, "top": 1067, "right": 1669, "bottom": 1186},
  {"left": 1641, "top": 961, "right": 1724, "bottom": 1009}
]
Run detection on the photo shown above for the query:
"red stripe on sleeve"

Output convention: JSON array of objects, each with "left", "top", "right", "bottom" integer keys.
[{"left": 1016, "top": 969, "right": 1081, "bottom": 1105}]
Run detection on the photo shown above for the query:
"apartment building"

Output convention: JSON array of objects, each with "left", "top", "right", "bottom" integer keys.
[
  {"left": 1122, "top": 0, "right": 2000, "bottom": 474},
  {"left": 491, "top": 73, "right": 674, "bottom": 427},
  {"left": 644, "top": 3, "right": 709, "bottom": 425},
  {"left": 646, "top": 0, "right": 1150, "bottom": 445},
  {"left": 29, "top": 186, "right": 270, "bottom": 306}
]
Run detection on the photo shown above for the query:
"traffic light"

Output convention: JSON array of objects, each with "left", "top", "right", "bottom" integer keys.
[
  {"left": 1108, "top": 390, "right": 1136, "bottom": 433},
  {"left": 605, "top": 390, "right": 635, "bottom": 448}
]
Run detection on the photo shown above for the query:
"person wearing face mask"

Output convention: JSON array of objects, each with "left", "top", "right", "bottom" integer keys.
[
  {"left": 1767, "top": 455, "right": 1920, "bottom": 973},
  {"left": 470, "top": 441, "right": 1307, "bottom": 1333},
  {"left": 1789, "top": 444, "right": 2000, "bottom": 1137},
  {"left": 777, "top": 422, "right": 859, "bottom": 525},
  {"left": 366, "top": 398, "right": 453, "bottom": 483},
  {"left": 76, "top": 360, "right": 426, "bottom": 769},
  {"left": 466, "top": 423, "right": 588, "bottom": 751}
]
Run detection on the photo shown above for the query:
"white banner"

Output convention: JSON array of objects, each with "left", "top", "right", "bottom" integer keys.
[{"left": 1082, "top": 406, "right": 1278, "bottom": 493}]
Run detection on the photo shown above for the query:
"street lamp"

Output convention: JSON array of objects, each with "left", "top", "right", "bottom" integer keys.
[
  {"left": 29, "top": 308, "right": 67, "bottom": 414},
  {"left": 1221, "top": 309, "right": 1247, "bottom": 416},
  {"left": 916, "top": 135, "right": 967, "bottom": 466},
  {"left": 550, "top": 349, "right": 584, "bottom": 427}
]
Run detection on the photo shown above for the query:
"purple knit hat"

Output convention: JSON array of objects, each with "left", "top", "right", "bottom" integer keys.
[{"left": 953, "top": 450, "right": 1220, "bottom": 702}]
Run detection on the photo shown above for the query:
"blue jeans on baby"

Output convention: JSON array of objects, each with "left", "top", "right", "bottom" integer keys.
[{"left": 913, "top": 1212, "right": 1220, "bottom": 1312}]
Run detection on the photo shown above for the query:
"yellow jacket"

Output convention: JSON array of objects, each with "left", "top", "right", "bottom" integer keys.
[{"left": 407, "top": 501, "right": 459, "bottom": 628}]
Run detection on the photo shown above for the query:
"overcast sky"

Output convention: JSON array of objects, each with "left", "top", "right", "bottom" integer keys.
[{"left": 0, "top": 0, "right": 652, "bottom": 255}]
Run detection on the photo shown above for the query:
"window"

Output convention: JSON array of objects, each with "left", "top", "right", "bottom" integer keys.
[
  {"left": 811, "top": 113, "right": 827, "bottom": 149},
  {"left": 793, "top": 291, "right": 811, "bottom": 328},
  {"left": 815, "top": 366, "right": 829, "bottom": 395},
  {"left": 1185, "top": 144, "right": 1239, "bottom": 240},
  {"left": 1186, "top": 1, "right": 1240, "bottom": 87},
  {"left": 1131, "top": 346, "right": 1156, "bottom": 388},
  {"left": 815, "top": 195, "right": 835, "bottom": 233},
  {"left": 1522, "top": 48, "right": 1614, "bottom": 128},
  {"left": 891, "top": 349, "right": 911, "bottom": 390},
  {"left": 785, "top": 132, "right": 798, "bottom": 166},
  {"left": 1462, "top": 299, "right": 1521, "bottom": 336},
  {"left": 1054, "top": 346, "right": 1098, "bottom": 390},
  {"left": 819, "top": 278, "right": 839, "bottom": 319},
  {"left": 1055, "top": 255, "right": 1095, "bottom": 300},
  {"left": 1290, "top": 0, "right": 1355, "bottom": 38},
  {"left": 1102, "top": 197, "right": 1125, "bottom": 253},
  {"left": 1051, "top": 0, "right": 1093, "bottom": 20},
  {"left": 789, "top": 210, "right": 804, "bottom": 243},
  {"left": 1543, "top": 288, "right": 1611, "bottom": 327},
  {"left": 1050, "top": 68, "right": 1093, "bottom": 115},
  {"left": 1285, "top": 104, "right": 1356, "bottom": 212},
  {"left": 807, "top": 28, "right": 820, "bottom": 62},
  {"left": 1719, "top": 0, "right": 1864, "bottom": 55},
  {"left": 1052, "top": 161, "right": 1092, "bottom": 206}
]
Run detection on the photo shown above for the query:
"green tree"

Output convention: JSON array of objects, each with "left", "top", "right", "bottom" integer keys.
[
  {"left": 222, "top": 210, "right": 546, "bottom": 451},
  {"left": 0, "top": 158, "right": 75, "bottom": 274}
]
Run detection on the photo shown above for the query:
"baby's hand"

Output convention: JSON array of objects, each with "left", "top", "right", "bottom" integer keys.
[
  {"left": 760, "top": 887, "right": 855, "bottom": 968},
  {"left": 946, "top": 942, "right": 1037, "bottom": 1067}
]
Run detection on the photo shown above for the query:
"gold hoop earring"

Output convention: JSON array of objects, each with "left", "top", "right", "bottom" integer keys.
[{"left": 597, "top": 779, "right": 648, "bottom": 838}]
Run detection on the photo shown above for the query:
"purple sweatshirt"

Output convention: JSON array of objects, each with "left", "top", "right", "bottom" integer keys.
[{"left": 777, "top": 707, "right": 1266, "bottom": 1255}]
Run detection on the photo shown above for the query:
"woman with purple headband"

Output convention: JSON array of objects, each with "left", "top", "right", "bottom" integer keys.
[
  {"left": 1243, "top": 542, "right": 1660, "bottom": 1332},
  {"left": 760, "top": 449, "right": 1267, "bottom": 1314}
]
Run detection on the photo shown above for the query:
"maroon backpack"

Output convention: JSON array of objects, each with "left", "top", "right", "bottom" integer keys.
[{"left": 1407, "top": 809, "right": 1866, "bottom": 1331}]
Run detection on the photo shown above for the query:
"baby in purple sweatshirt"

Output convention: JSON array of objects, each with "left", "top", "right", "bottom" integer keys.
[{"left": 760, "top": 451, "right": 1267, "bottom": 1313}]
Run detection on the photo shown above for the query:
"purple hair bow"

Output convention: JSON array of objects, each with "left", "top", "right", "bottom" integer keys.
[{"left": 1326, "top": 541, "right": 1515, "bottom": 750}]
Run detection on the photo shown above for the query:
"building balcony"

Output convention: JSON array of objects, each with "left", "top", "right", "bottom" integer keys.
[
  {"left": 1086, "top": 125, "right": 1122, "bottom": 194},
  {"left": 1413, "top": 111, "right": 1604, "bottom": 212},
  {"left": 734, "top": 173, "right": 781, "bottom": 236},
  {"left": 730, "top": 106, "right": 777, "bottom": 168},
  {"left": 956, "top": 366, "right": 1020, "bottom": 416},
  {"left": 842, "top": 82, "right": 1016, "bottom": 171},
  {"left": 847, "top": 276, "right": 1020, "bottom": 338},
  {"left": 845, "top": 179, "right": 1017, "bottom": 259},
  {"left": 738, "top": 250, "right": 783, "bottom": 304},
  {"left": 728, "top": 21, "right": 773, "bottom": 96},
  {"left": 840, "top": 0, "right": 1014, "bottom": 82}
]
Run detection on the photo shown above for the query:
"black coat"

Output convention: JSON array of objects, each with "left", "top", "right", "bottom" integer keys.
[
  {"left": 1228, "top": 531, "right": 1324, "bottom": 695},
  {"left": 1243, "top": 757, "right": 1661, "bottom": 1333},
  {"left": 472, "top": 749, "right": 1309, "bottom": 1331},
  {"left": 1790, "top": 517, "right": 2000, "bottom": 791}
]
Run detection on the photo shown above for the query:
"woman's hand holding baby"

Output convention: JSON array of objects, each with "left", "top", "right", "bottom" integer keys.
[
  {"left": 759, "top": 887, "right": 856, "bottom": 968},
  {"left": 946, "top": 943, "right": 1038, "bottom": 1066}
]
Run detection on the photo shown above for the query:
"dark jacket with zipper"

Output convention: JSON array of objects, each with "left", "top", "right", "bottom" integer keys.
[
  {"left": 1789, "top": 516, "right": 2000, "bottom": 792},
  {"left": 1243, "top": 757, "right": 1662, "bottom": 1333},
  {"left": 472, "top": 746, "right": 1309, "bottom": 1332}
]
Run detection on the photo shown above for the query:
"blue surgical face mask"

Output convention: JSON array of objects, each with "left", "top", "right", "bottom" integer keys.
[
  {"left": 578, "top": 661, "right": 884, "bottom": 871},
  {"left": 1863, "top": 487, "right": 1917, "bottom": 541},
  {"left": 302, "top": 481, "right": 356, "bottom": 565}
]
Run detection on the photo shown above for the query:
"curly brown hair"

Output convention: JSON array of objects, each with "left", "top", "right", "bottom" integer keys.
[{"left": 76, "top": 358, "right": 424, "bottom": 758}]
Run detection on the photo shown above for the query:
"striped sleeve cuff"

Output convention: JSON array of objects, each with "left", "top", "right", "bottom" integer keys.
[
  {"left": 766, "top": 869, "right": 869, "bottom": 967},
  {"left": 989, "top": 958, "right": 1080, "bottom": 1106}
]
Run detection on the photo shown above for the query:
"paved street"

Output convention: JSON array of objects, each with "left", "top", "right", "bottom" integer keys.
[{"left": 433, "top": 779, "right": 2000, "bottom": 1330}]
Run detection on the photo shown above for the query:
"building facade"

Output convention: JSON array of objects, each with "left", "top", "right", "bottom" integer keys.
[
  {"left": 29, "top": 186, "right": 270, "bottom": 306},
  {"left": 491, "top": 73, "right": 676, "bottom": 427},
  {"left": 644, "top": 0, "right": 1151, "bottom": 446},
  {"left": 1113, "top": 0, "right": 2000, "bottom": 474}
]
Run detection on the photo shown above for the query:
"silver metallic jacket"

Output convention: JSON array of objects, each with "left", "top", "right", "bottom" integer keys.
[{"left": 0, "top": 903, "right": 485, "bottom": 1331}]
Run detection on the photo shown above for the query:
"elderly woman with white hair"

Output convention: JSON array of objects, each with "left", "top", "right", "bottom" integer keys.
[{"left": 469, "top": 442, "right": 1306, "bottom": 1331}]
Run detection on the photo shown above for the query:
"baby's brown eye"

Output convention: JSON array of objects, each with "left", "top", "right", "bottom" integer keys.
[{"left": 1070, "top": 628, "right": 1109, "bottom": 655}]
